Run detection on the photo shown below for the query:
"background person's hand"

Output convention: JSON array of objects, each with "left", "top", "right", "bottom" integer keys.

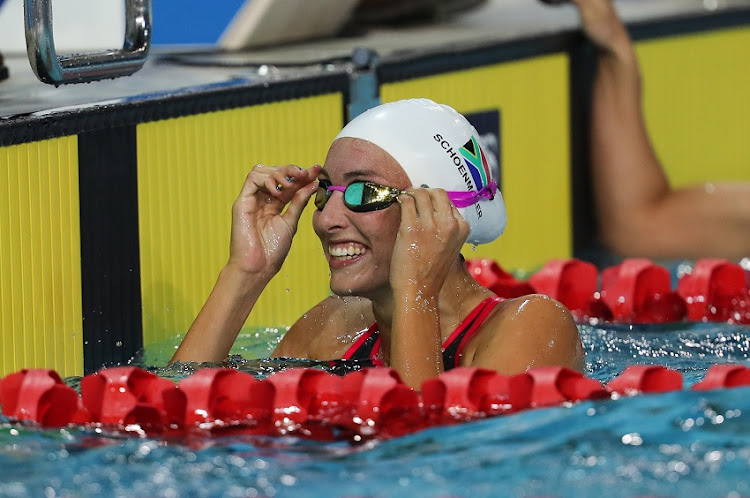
[
  {"left": 228, "top": 164, "right": 321, "bottom": 278},
  {"left": 570, "top": 0, "right": 630, "bottom": 54},
  {"left": 390, "top": 188, "right": 470, "bottom": 299}
]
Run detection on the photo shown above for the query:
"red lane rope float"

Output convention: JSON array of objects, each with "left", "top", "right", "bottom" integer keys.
[
  {"left": 605, "top": 365, "right": 683, "bottom": 395},
  {"left": 679, "top": 259, "right": 750, "bottom": 322},
  {"left": 3, "top": 364, "right": 750, "bottom": 440},
  {"left": 466, "top": 259, "right": 535, "bottom": 298},
  {"left": 1, "top": 370, "right": 79, "bottom": 427},
  {"left": 175, "top": 368, "right": 274, "bottom": 434},
  {"left": 267, "top": 368, "right": 342, "bottom": 438},
  {"left": 79, "top": 366, "right": 183, "bottom": 430},
  {"left": 468, "top": 257, "right": 750, "bottom": 324}
]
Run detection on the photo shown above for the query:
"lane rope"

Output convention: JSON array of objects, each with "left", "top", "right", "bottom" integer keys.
[
  {"left": 468, "top": 257, "right": 750, "bottom": 324},
  {"left": 2, "top": 363, "right": 750, "bottom": 440},
  {"left": 2, "top": 257, "right": 748, "bottom": 440}
]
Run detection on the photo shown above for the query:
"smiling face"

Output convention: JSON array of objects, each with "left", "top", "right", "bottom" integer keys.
[{"left": 313, "top": 137, "right": 410, "bottom": 300}]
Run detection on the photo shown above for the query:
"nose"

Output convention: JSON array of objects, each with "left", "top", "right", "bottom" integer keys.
[{"left": 314, "top": 190, "right": 348, "bottom": 232}]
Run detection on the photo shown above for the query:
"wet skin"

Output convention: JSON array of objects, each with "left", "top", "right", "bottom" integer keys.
[
  {"left": 273, "top": 138, "right": 585, "bottom": 386},
  {"left": 312, "top": 138, "right": 409, "bottom": 302},
  {"left": 171, "top": 137, "right": 585, "bottom": 388}
]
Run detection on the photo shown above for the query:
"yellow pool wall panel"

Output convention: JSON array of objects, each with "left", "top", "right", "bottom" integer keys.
[
  {"left": 637, "top": 26, "right": 750, "bottom": 186},
  {"left": 381, "top": 54, "right": 571, "bottom": 272},
  {"left": 0, "top": 138, "right": 84, "bottom": 377},
  {"left": 137, "top": 95, "right": 343, "bottom": 346}
]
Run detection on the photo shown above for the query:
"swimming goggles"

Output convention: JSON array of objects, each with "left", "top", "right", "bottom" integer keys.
[{"left": 314, "top": 179, "right": 498, "bottom": 213}]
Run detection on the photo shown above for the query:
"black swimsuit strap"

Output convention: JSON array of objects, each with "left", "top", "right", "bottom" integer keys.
[
  {"left": 343, "top": 330, "right": 379, "bottom": 361},
  {"left": 331, "top": 297, "right": 502, "bottom": 373},
  {"left": 442, "top": 297, "right": 503, "bottom": 369}
]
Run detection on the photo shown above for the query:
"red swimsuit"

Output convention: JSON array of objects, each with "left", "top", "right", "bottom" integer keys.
[{"left": 336, "top": 296, "right": 503, "bottom": 370}]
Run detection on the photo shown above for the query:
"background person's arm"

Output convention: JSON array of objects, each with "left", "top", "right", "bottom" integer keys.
[{"left": 574, "top": 0, "right": 750, "bottom": 260}]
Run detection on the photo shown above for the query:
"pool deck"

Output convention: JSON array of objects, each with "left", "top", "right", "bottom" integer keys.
[{"left": 2, "top": 0, "right": 749, "bottom": 119}]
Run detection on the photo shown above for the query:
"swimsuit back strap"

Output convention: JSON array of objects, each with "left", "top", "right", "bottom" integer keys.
[
  {"left": 339, "top": 296, "right": 503, "bottom": 370},
  {"left": 442, "top": 296, "right": 504, "bottom": 369}
]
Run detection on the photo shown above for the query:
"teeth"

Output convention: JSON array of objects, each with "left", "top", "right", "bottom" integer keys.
[{"left": 329, "top": 245, "right": 365, "bottom": 258}]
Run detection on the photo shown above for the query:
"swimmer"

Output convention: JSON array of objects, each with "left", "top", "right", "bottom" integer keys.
[
  {"left": 565, "top": 0, "right": 750, "bottom": 259},
  {"left": 171, "top": 99, "right": 584, "bottom": 388}
]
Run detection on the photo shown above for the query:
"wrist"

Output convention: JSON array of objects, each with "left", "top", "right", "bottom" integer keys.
[
  {"left": 598, "top": 32, "right": 636, "bottom": 63},
  {"left": 393, "top": 284, "right": 440, "bottom": 307},
  {"left": 219, "top": 262, "right": 269, "bottom": 303},
  {"left": 225, "top": 256, "right": 276, "bottom": 281}
]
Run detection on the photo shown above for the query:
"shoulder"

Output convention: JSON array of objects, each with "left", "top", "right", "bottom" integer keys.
[
  {"left": 494, "top": 294, "right": 575, "bottom": 330},
  {"left": 463, "top": 294, "right": 584, "bottom": 374},
  {"left": 272, "top": 295, "right": 374, "bottom": 359}
]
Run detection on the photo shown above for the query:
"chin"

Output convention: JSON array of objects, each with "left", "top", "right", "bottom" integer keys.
[
  {"left": 329, "top": 275, "right": 382, "bottom": 299},
  {"left": 330, "top": 281, "right": 364, "bottom": 297}
]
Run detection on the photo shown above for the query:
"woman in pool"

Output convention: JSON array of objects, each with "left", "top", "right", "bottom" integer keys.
[{"left": 171, "top": 99, "right": 584, "bottom": 388}]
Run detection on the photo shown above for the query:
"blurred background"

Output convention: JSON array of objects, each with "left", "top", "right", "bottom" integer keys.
[{"left": 0, "top": 0, "right": 257, "bottom": 51}]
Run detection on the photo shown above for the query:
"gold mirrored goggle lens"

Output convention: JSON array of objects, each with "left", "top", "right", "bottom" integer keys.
[{"left": 315, "top": 181, "right": 402, "bottom": 212}]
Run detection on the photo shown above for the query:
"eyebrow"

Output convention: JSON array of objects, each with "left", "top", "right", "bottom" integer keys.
[{"left": 318, "top": 168, "right": 385, "bottom": 182}]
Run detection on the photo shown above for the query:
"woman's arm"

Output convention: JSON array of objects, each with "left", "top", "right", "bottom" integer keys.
[
  {"left": 388, "top": 188, "right": 470, "bottom": 389},
  {"left": 172, "top": 262, "right": 270, "bottom": 363},
  {"left": 170, "top": 164, "right": 320, "bottom": 363},
  {"left": 573, "top": 0, "right": 750, "bottom": 259}
]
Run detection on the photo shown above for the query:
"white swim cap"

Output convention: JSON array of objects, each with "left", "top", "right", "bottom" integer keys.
[{"left": 334, "top": 98, "right": 506, "bottom": 244}]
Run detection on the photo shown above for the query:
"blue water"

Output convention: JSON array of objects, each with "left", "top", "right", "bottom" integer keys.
[{"left": 2, "top": 321, "right": 750, "bottom": 497}]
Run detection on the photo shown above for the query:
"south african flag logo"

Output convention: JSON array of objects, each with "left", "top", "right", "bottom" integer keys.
[{"left": 459, "top": 136, "right": 491, "bottom": 190}]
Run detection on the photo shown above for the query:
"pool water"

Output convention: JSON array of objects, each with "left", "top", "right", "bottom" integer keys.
[{"left": 2, "top": 321, "right": 750, "bottom": 497}]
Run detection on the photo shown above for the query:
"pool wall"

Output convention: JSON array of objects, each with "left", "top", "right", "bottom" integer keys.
[{"left": 1, "top": 8, "right": 750, "bottom": 376}]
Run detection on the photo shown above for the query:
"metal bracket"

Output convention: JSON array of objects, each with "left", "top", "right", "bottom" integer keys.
[
  {"left": 347, "top": 47, "right": 380, "bottom": 121},
  {"left": 24, "top": 0, "right": 152, "bottom": 85}
]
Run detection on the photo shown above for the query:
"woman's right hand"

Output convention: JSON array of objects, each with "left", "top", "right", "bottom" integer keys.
[
  {"left": 170, "top": 164, "right": 319, "bottom": 365},
  {"left": 228, "top": 164, "right": 321, "bottom": 278}
]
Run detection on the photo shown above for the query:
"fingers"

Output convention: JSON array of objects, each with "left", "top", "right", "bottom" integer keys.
[
  {"left": 429, "top": 189, "right": 470, "bottom": 242},
  {"left": 281, "top": 181, "right": 319, "bottom": 232},
  {"left": 260, "top": 164, "right": 318, "bottom": 199},
  {"left": 238, "top": 164, "right": 320, "bottom": 201},
  {"left": 398, "top": 187, "right": 469, "bottom": 242},
  {"left": 397, "top": 191, "right": 417, "bottom": 231},
  {"left": 233, "top": 164, "right": 321, "bottom": 226},
  {"left": 428, "top": 188, "right": 455, "bottom": 221},
  {"left": 399, "top": 188, "right": 453, "bottom": 221},
  {"left": 409, "top": 188, "right": 437, "bottom": 223},
  {"left": 390, "top": 187, "right": 469, "bottom": 295}
]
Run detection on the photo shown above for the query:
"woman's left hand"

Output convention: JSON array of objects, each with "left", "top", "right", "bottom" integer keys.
[{"left": 390, "top": 188, "right": 470, "bottom": 298}]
